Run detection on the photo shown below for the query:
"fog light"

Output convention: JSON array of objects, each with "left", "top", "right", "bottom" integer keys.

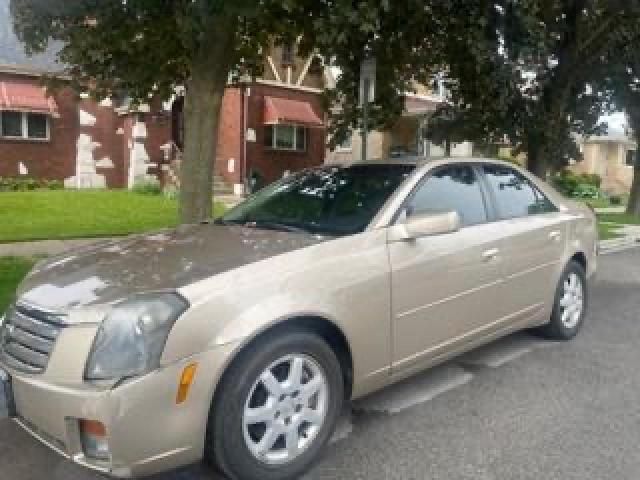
[{"left": 79, "top": 419, "right": 110, "bottom": 461}]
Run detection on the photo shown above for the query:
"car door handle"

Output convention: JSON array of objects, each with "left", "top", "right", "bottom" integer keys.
[
  {"left": 482, "top": 248, "right": 500, "bottom": 261},
  {"left": 549, "top": 230, "right": 562, "bottom": 241}
]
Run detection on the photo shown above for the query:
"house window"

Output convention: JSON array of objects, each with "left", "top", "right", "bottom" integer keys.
[
  {"left": 0, "top": 111, "right": 50, "bottom": 140},
  {"left": 265, "top": 125, "right": 307, "bottom": 152},
  {"left": 282, "top": 42, "right": 294, "bottom": 65},
  {"left": 336, "top": 132, "right": 353, "bottom": 151},
  {"left": 626, "top": 150, "right": 636, "bottom": 167}
]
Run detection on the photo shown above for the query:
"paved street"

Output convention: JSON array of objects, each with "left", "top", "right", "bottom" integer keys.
[{"left": 2, "top": 247, "right": 640, "bottom": 480}]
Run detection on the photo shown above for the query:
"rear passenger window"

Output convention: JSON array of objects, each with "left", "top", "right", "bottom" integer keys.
[
  {"left": 407, "top": 165, "right": 488, "bottom": 227},
  {"left": 482, "top": 165, "right": 557, "bottom": 219}
]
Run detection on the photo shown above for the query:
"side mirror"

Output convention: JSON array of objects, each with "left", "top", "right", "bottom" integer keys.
[{"left": 389, "top": 210, "right": 461, "bottom": 242}]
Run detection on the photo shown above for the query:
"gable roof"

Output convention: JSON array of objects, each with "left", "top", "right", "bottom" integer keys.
[{"left": 0, "top": 0, "right": 62, "bottom": 74}]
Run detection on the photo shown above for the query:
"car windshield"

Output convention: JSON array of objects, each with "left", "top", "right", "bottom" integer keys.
[{"left": 219, "top": 164, "right": 415, "bottom": 235}]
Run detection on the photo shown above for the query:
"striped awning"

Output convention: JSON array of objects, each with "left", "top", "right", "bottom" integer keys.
[{"left": 0, "top": 80, "right": 59, "bottom": 117}]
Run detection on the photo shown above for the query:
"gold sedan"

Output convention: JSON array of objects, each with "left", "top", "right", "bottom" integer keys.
[{"left": 0, "top": 158, "right": 597, "bottom": 479}]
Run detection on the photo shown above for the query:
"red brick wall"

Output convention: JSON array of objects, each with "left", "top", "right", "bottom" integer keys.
[
  {"left": 0, "top": 72, "right": 326, "bottom": 190},
  {"left": 215, "top": 87, "right": 243, "bottom": 185},
  {"left": 0, "top": 73, "right": 78, "bottom": 181},
  {"left": 246, "top": 84, "right": 326, "bottom": 185},
  {"left": 77, "top": 98, "right": 127, "bottom": 187},
  {"left": 213, "top": 83, "right": 326, "bottom": 188},
  {"left": 142, "top": 108, "right": 172, "bottom": 182}
]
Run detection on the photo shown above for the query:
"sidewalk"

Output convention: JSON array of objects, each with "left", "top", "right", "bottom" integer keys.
[{"left": 599, "top": 224, "right": 640, "bottom": 253}]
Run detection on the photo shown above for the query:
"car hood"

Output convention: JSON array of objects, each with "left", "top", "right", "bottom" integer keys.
[{"left": 16, "top": 224, "right": 328, "bottom": 311}]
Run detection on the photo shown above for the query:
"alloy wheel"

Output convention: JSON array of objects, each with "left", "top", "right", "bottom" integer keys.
[
  {"left": 559, "top": 272, "right": 584, "bottom": 329},
  {"left": 242, "top": 353, "right": 329, "bottom": 465}
]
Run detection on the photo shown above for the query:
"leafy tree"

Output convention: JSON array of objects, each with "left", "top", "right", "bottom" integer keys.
[
  {"left": 428, "top": 0, "right": 640, "bottom": 178},
  {"left": 602, "top": 42, "right": 640, "bottom": 215},
  {"left": 10, "top": 0, "right": 449, "bottom": 223}
]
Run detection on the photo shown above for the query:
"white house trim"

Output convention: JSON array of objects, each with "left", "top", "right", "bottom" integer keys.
[
  {"left": 256, "top": 78, "right": 323, "bottom": 94},
  {"left": 296, "top": 55, "right": 315, "bottom": 86},
  {"left": 266, "top": 56, "right": 282, "bottom": 83}
]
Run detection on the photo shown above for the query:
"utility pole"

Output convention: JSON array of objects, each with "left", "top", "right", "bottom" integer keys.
[
  {"left": 359, "top": 58, "right": 376, "bottom": 162},
  {"left": 361, "top": 77, "right": 369, "bottom": 162}
]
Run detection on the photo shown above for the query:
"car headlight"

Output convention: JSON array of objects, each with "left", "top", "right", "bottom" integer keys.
[{"left": 85, "top": 293, "right": 189, "bottom": 381}]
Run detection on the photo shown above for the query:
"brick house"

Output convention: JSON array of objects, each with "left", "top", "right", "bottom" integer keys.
[
  {"left": 171, "top": 43, "right": 328, "bottom": 194},
  {"left": 1, "top": 2, "right": 328, "bottom": 194}
]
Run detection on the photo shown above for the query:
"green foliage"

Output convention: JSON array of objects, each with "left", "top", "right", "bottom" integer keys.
[
  {"left": 572, "top": 183, "right": 600, "bottom": 199},
  {"left": 610, "top": 195, "right": 623, "bottom": 206},
  {"left": 427, "top": 0, "right": 640, "bottom": 176},
  {"left": 0, "top": 177, "right": 63, "bottom": 192},
  {"left": 131, "top": 180, "right": 162, "bottom": 196},
  {"left": 552, "top": 170, "right": 602, "bottom": 198}
]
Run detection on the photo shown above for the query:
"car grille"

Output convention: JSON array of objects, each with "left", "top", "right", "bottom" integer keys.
[{"left": 0, "top": 303, "right": 67, "bottom": 374}]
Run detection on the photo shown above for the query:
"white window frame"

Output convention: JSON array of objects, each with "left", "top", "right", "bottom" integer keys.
[
  {"left": 266, "top": 124, "right": 307, "bottom": 152},
  {"left": 0, "top": 110, "right": 51, "bottom": 141}
]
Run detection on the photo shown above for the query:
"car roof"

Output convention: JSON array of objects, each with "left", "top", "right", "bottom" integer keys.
[{"left": 337, "top": 156, "right": 523, "bottom": 169}]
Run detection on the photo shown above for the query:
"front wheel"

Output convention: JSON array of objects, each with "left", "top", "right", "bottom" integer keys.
[
  {"left": 538, "top": 260, "right": 588, "bottom": 340},
  {"left": 208, "top": 330, "right": 344, "bottom": 480}
]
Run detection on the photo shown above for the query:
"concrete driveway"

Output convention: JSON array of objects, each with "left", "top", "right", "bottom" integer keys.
[{"left": 2, "top": 247, "right": 640, "bottom": 480}]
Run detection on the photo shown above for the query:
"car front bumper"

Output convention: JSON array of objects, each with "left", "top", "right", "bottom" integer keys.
[{"left": 2, "top": 343, "right": 235, "bottom": 478}]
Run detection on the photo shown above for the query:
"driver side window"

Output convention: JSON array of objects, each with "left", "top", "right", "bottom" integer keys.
[{"left": 406, "top": 165, "right": 488, "bottom": 227}]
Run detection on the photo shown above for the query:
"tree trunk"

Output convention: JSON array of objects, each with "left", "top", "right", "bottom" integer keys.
[
  {"left": 526, "top": 141, "right": 548, "bottom": 179},
  {"left": 627, "top": 148, "right": 640, "bottom": 217},
  {"left": 179, "top": 19, "right": 235, "bottom": 224}
]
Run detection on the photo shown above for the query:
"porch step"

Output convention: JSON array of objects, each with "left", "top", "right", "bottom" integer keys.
[{"left": 213, "top": 175, "right": 234, "bottom": 195}]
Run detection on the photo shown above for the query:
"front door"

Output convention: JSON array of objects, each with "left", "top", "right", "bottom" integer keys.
[
  {"left": 389, "top": 164, "right": 505, "bottom": 374},
  {"left": 479, "top": 164, "right": 567, "bottom": 320}
]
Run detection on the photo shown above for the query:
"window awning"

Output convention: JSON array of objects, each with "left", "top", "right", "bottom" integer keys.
[
  {"left": 0, "top": 80, "right": 59, "bottom": 117},
  {"left": 264, "top": 96, "right": 323, "bottom": 127},
  {"left": 403, "top": 96, "right": 438, "bottom": 117}
]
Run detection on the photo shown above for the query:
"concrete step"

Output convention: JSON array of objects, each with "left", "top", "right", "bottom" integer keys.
[{"left": 213, "top": 174, "right": 234, "bottom": 196}]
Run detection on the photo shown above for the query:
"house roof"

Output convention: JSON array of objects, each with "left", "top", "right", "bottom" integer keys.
[{"left": 0, "top": 0, "right": 63, "bottom": 75}]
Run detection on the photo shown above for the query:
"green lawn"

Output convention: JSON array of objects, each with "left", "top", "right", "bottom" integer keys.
[
  {"left": 0, "top": 190, "right": 226, "bottom": 243},
  {"left": 597, "top": 212, "right": 640, "bottom": 240},
  {"left": 0, "top": 257, "right": 36, "bottom": 313}
]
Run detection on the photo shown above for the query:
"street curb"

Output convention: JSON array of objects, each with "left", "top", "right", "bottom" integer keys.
[{"left": 599, "top": 237, "right": 640, "bottom": 254}]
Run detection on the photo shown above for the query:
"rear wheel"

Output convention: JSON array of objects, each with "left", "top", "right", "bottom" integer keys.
[
  {"left": 538, "top": 260, "right": 588, "bottom": 340},
  {"left": 207, "top": 330, "right": 344, "bottom": 480}
]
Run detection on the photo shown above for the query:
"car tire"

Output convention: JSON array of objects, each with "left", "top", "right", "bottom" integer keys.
[
  {"left": 538, "top": 260, "right": 588, "bottom": 340},
  {"left": 207, "top": 328, "right": 344, "bottom": 480}
]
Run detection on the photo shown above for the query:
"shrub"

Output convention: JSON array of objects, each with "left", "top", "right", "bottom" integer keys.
[
  {"left": 0, "top": 177, "right": 63, "bottom": 192},
  {"left": 551, "top": 170, "right": 602, "bottom": 197},
  {"left": 610, "top": 195, "right": 622, "bottom": 206},
  {"left": 572, "top": 183, "right": 600, "bottom": 199},
  {"left": 132, "top": 179, "right": 162, "bottom": 195}
]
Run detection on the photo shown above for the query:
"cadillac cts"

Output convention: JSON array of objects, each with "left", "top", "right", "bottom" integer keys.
[{"left": 0, "top": 158, "right": 597, "bottom": 480}]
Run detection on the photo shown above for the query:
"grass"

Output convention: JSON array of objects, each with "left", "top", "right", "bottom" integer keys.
[
  {"left": 0, "top": 190, "right": 227, "bottom": 243},
  {"left": 585, "top": 197, "right": 615, "bottom": 209},
  {"left": 0, "top": 257, "right": 36, "bottom": 313},
  {"left": 597, "top": 212, "right": 640, "bottom": 240}
]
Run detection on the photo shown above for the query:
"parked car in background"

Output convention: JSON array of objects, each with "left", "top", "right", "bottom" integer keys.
[{"left": 0, "top": 158, "right": 597, "bottom": 480}]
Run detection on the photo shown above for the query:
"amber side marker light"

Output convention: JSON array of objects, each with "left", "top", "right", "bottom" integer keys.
[{"left": 176, "top": 363, "right": 198, "bottom": 404}]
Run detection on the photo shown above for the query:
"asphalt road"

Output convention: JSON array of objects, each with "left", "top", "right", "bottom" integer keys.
[{"left": 2, "top": 247, "right": 640, "bottom": 480}]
